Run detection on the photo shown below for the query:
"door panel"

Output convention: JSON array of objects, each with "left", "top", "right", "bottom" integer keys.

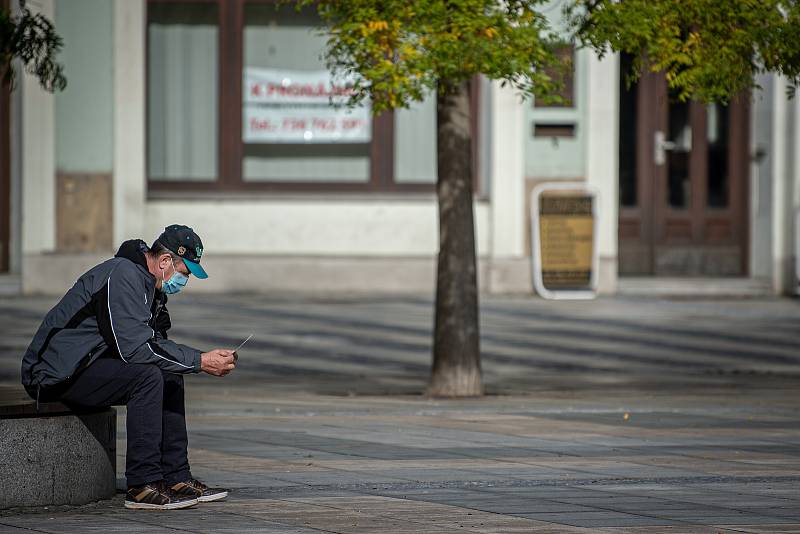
[
  {"left": 618, "top": 65, "right": 748, "bottom": 277},
  {"left": 618, "top": 60, "right": 655, "bottom": 275}
]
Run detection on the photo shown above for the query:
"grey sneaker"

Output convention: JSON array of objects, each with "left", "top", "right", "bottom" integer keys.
[{"left": 125, "top": 480, "right": 199, "bottom": 510}]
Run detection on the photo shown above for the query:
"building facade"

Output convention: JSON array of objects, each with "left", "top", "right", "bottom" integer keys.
[{"left": 1, "top": 0, "right": 799, "bottom": 296}]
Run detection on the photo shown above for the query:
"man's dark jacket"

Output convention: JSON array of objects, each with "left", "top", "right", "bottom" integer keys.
[{"left": 21, "top": 240, "right": 202, "bottom": 391}]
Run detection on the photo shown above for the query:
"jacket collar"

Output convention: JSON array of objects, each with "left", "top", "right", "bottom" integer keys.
[
  {"left": 114, "top": 240, "right": 168, "bottom": 306},
  {"left": 115, "top": 239, "right": 154, "bottom": 280}
]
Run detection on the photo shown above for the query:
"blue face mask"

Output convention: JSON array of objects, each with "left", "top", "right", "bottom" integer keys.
[{"left": 162, "top": 259, "right": 189, "bottom": 295}]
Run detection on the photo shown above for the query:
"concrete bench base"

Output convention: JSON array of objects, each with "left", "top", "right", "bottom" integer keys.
[{"left": 0, "top": 392, "right": 116, "bottom": 509}]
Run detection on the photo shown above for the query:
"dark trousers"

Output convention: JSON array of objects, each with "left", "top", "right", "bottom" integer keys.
[{"left": 46, "top": 356, "right": 193, "bottom": 487}]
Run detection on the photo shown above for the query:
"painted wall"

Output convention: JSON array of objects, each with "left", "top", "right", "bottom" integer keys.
[
  {"left": 750, "top": 76, "right": 774, "bottom": 280},
  {"left": 526, "top": 1, "right": 588, "bottom": 180},
  {"left": 526, "top": 49, "right": 588, "bottom": 179},
  {"left": 55, "top": 0, "right": 114, "bottom": 174},
  {"left": 749, "top": 75, "right": 800, "bottom": 294},
  {"left": 113, "top": 0, "right": 146, "bottom": 245},
  {"left": 768, "top": 77, "right": 796, "bottom": 293},
  {"left": 22, "top": 0, "right": 798, "bottom": 296},
  {"left": 21, "top": 1, "right": 55, "bottom": 255},
  {"left": 585, "top": 53, "right": 619, "bottom": 293},
  {"left": 142, "top": 199, "right": 491, "bottom": 257},
  {"left": 794, "top": 96, "right": 800, "bottom": 294},
  {"left": 780, "top": 82, "right": 799, "bottom": 294}
]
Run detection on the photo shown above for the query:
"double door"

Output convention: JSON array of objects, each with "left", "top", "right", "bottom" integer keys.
[{"left": 618, "top": 68, "right": 749, "bottom": 276}]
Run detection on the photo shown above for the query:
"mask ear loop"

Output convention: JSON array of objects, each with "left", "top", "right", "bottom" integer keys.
[{"left": 160, "top": 256, "right": 173, "bottom": 289}]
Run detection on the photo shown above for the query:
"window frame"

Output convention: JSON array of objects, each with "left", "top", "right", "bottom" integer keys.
[
  {"left": 146, "top": 0, "right": 479, "bottom": 194},
  {"left": 533, "top": 44, "right": 575, "bottom": 109}
]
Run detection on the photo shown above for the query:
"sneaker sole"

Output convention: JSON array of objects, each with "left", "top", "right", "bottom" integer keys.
[
  {"left": 124, "top": 498, "right": 199, "bottom": 510},
  {"left": 199, "top": 491, "right": 228, "bottom": 503}
]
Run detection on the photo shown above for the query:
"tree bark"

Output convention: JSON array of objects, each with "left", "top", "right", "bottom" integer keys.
[{"left": 428, "top": 80, "right": 482, "bottom": 398}]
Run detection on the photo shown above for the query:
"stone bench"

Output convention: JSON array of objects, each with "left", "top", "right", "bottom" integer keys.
[{"left": 0, "top": 387, "right": 116, "bottom": 509}]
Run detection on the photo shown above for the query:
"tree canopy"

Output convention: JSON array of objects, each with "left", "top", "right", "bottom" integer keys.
[
  {"left": 299, "top": 0, "right": 565, "bottom": 109},
  {"left": 302, "top": 0, "right": 800, "bottom": 108},
  {"left": 569, "top": 0, "right": 800, "bottom": 102}
]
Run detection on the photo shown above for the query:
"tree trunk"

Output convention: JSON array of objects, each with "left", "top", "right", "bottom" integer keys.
[{"left": 428, "top": 80, "right": 482, "bottom": 398}]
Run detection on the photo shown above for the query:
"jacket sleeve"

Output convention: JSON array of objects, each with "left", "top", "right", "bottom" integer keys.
[{"left": 97, "top": 265, "right": 201, "bottom": 374}]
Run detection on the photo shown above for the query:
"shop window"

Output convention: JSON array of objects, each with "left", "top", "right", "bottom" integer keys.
[
  {"left": 146, "top": 0, "right": 474, "bottom": 193},
  {"left": 242, "top": 4, "right": 370, "bottom": 183},
  {"left": 394, "top": 94, "right": 437, "bottom": 184},
  {"left": 533, "top": 44, "right": 574, "bottom": 108},
  {"left": 147, "top": 2, "right": 218, "bottom": 181}
]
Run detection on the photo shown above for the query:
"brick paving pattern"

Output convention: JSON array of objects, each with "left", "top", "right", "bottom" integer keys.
[{"left": 0, "top": 294, "right": 799, "bottom": 533}]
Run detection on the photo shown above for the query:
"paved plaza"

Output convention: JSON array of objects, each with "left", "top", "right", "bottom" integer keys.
[{"left": 1, "top": 293, "right": 799, "bottom": 533}]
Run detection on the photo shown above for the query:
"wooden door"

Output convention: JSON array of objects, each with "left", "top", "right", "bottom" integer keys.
[{"left": 619, "top": 67, "right": 749, "bottom": 276}]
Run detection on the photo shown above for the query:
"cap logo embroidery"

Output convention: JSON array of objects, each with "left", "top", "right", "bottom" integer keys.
[
  {"left": 196, "top": 246, "right": 203, "bottom": 258},
  {"left": 177, "top": 246, "right": 186, "bottom": 256}
]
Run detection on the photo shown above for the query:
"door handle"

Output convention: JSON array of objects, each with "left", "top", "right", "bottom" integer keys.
[{"left": 654, "top": 130, "right": 676, "bottom": 166}]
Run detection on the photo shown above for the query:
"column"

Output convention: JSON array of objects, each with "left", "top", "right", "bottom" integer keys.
[
  {"left": 113, "top": 0, "right": 147, "bottom": 244},
  {"left": 585, "top": 52, "right": 620, "bottom": 294}
]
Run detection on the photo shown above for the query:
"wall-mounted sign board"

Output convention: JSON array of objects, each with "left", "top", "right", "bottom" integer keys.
[{"left": 531, "top": 182, "right": 599, "bottom": 300}]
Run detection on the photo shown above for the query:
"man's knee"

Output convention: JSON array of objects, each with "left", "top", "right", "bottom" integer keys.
[
  {"left": 133, "top": 364, "right": 164, "bottom": 391},
  {"left": 161, "top": 370, "right": 184, "bottom": 387}
]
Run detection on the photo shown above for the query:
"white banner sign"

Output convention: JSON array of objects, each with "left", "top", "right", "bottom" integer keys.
[
  {"left": 243, "top": 67, "right": 371, "bottom": 143},
  {"left": 244, "top": 105, "right": 371, "bottom": 143},
  {"left": 245, "top": 67, "right": 357, "bottom": 105}
]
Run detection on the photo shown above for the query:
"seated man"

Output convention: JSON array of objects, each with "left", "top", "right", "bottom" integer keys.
[{"left": 21, "top": 225, "right": 237, "bottom": 510}]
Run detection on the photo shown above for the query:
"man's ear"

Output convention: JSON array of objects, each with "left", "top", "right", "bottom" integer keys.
[{"left": 159, "top": 254, "right": 172, "bottom": 271}]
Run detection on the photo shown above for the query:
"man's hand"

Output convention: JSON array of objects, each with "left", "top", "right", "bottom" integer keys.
[{"left": 200, "top": 349, "right": 236, "bottom": 376}]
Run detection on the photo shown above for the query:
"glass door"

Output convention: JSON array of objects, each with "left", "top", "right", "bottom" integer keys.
[{"left": 618, "top": 66, "right": 749, "bottom": 277}]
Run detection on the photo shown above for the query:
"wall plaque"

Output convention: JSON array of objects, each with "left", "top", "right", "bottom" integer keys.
[{"left": 531, "top": 182, "right": 599, "bottom": 299}]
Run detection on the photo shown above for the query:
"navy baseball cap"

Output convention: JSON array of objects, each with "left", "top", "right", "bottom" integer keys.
[{"left": 157, "top": 224, "right": 208, "bottom": 279}]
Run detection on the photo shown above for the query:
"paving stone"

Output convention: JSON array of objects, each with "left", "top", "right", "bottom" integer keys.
[
  {"left": 0, "top": 524, "right": 48, "bottom": 534},
  {"left": 727, "top": 526, "right": 800, "bottom": 533},
  {"left": 1, "top": 294, "right": 799, "bottom": 532}
]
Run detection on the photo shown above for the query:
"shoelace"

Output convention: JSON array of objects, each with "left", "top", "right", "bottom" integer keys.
[
  {"left": 189, "top": 479, "right": 208, "bottom": 492},
  {"left": 154, "top": 481, "right": 177, "bottom": 501}
]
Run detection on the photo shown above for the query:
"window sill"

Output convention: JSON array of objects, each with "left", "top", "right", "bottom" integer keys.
[{"left": 146, "top": 189, "right": 490, "bottom": 203}]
